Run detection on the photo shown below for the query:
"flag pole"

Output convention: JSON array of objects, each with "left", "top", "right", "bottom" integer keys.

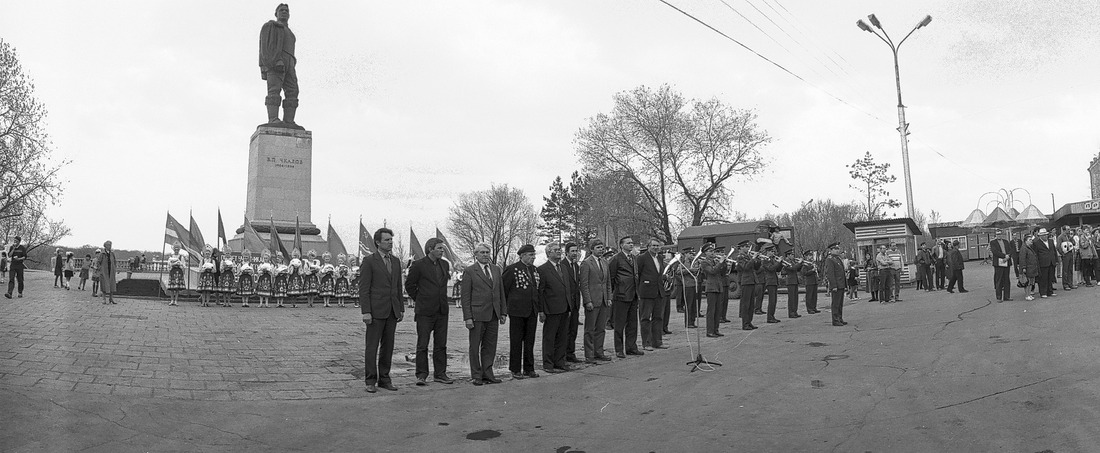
[{"left": 159, "top": 210, "right": 167, "bottom": 298}]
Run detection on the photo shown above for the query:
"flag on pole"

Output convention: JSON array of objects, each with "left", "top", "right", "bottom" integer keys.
[
  {"left": 327, "top": 221, "right": 348, "bottom": 258},
  {"left": 435, "top": 227, "right": 460, "bottom": 265},
  {"left": 164, "top": 212, "right": 200, "bottom": 255},
  {"left": 409, "top": 227, "right": 425, "bottom": 260},
  {"left": 217, "top": 209, "right": 229, "bottom": 251},
  {"left": 188, "top": 210, "right": 206, "bottom": 252},
  {"left": 241, "top": 216, "right": 267, "bottom": 255},
  {"left": 270, "top": 216, "right": 290, "bottom": 259},
  {"left": 293, "top": 215, "right": 303, "bottom": 255},
  {"left": 359, "top": 219, "right": 376, "bottom": 256}
]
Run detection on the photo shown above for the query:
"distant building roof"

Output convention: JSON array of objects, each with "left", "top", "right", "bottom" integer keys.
[
  {"left": 677, "top": 220, "right": 785, "bottom": 241},
  {"left": 842, "top": 218, "right": 924, "bottom": 236}
]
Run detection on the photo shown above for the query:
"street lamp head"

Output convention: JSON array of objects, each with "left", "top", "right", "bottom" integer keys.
[
  {"left": 917, "top": 15, "right": 932, "bottom": 29},
  {"left": 868, "top": 14, "right": 882, "bottom": 29},
  {"left": 856, "top": 19, "right": 873, "bottom": 32}
]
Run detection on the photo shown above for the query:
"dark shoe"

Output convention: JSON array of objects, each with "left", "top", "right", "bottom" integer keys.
[
  {"left": 415, "top": 377, "right": 427, "bottom": 386},
  {"left": 596, "top": 355, "right": 612, "bottom": 362},
  {"left": 754, "top": 310, "right": 766, "bottom": 315},
  {"left": 959, "top": 290, "right": 969, "bottom": 293},
  {"left": 946, "top": 290, "right": 954, "bottom": 293},
  {"left": 626, "top": 350, "right": 644, "bottom": 356},
  {"left": 566, "top": 357, "right": 583, "bottom": 363},
  {"left": 616, "top": 352, "right": 626, "bottom": 358},
  {"left": 663, "top": 330, "right": 673, "bottom": 335},
  {"left": 766, "top": 318, "right": 780, "bottom": 323},
  {"left": 686, "top": 323, "right": 697, "bottom": 328},
  {"left": 435, "top": 375, "right": 454, "bottom": 384},
  {"left": 471, "top": 379, "right": 484, "bottom": 386},
  {"left": 3, "top": 293, "right": 9, "bottom": 299},
  {"left": 485, "top": 377, "right": 502, "bottom": 384},
  {"left": 544, "top": 368, "right": 564, "bottom": 374},
  {"left": 655, "top": 345, "right": 669, "bottom": 349},
  {"left": 832, "top": 322, "right": 845, "bottom": 327},
  {"left": 365, "top": 384, "right": 377, "bottom": 393},
  {"left": 584, "top": 359, "right": 600, "bottom": 365},
  {"left": 379, "top": 383, "right": 398, "bottom": 391},
  {"left": 512, "top": 372, "right": 526, "bottom": 380},
  {"left": 894, "top": 298, "right": 903, "bottom": 302},
  {"left": 524, "top": 371, "right": 540, "bottom": 378},
  {"left": 719, "top": 319, "right": 731, "bottom": 323},
  {"left": 742, "top": 325, "right": 756, "bottom": 330},
  {"left": 789, "top": 313, "right": 801, "bottom": 318},
  {"left": 1002, "top": 298, "right": 1014, "bottom": 302},
  {"left": 706, "top": 333, "right": 720, "bottom": 338}
]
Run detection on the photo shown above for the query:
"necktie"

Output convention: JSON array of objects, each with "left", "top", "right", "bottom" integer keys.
[
  {"left": 483, "top": 265, "right": 492, "bottom": 282},
  {"left": 383, "top": 254, "right": 391, "bottom": 273}
]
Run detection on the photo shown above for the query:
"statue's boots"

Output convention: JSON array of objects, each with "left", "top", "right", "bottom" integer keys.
[
  {"left": 266, "top": 104, "right": 280, "bottom": 124},
  {"left": 283, "top": 107, "right": 297, "bottom": 126}
]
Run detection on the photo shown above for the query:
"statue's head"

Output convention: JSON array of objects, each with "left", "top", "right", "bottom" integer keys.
[{"left": 275, "top": 3, "right": 290, "bottom": 21}]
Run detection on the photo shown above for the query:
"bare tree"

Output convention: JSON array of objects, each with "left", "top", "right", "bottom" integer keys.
[
  {"left": 771, "top": 199, "right": 862, "bottom": 253},
  {"left": 575, "top": 84, "right": 771, "bottom": 243},
  {"left": 0, "top": 40, "right": 69, "bottom": 245},
  {"left": 448, "top": 184, "right": 538, "bottom": 266},
  {"left": 848, "top": 151, "right": 901, "bottom": 220}
]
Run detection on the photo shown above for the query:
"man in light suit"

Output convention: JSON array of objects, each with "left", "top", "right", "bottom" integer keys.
[
  {"left": 405, "top": 237, "right": 453, "bottom": 385},
  {"left": 608, "top": 236, "right": 642, "bottom": 358},
  {"left": 580, "top": 239, "right": 612, "bottom": 363},
  {"left": 461, "top": 243, "right": 507, "bottom": 385},
  {"left": 988, "top": 231, "right": 1014, "bottom": 302},
  {"left": 359, "top": 228, "right": 404, "bottom": 393},
  {"left": 538, "top": 242, "right": 574, "bottom": 373},
  {"left": 636, "top": 238, "right": 668, "bottom": 350}
]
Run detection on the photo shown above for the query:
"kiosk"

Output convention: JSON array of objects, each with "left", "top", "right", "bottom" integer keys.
[{"left": 843, "top": 218, "right": 924, "bottom": 287}]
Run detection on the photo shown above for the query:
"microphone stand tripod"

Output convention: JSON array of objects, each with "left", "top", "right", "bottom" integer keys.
[{"left": 680, "top": 264, "right": 721, "bottom": 372}]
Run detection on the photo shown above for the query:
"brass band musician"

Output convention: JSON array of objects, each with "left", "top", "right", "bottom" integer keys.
[
  {"left": 733, "top": 240, "right": 762, "bottom": 330},
  {"left": 799, "top": 250, "right": 821, "bottom": 314},
  {"left": 761, "top": 244, "right": 783, "bottom": 324},
  {"left": 699, "top": 243, "right": 728, "bottom": 337},
  {"left": 781, "top": 250, "right": 803, "bottom": 319}
]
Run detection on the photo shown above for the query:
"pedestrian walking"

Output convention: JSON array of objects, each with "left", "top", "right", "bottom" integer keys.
[
  {"left": 4, "top": 236, "right": 27, "bottom": 299},
  {"left": 53, "top": 248, "right": 64, "bottom": 288}
]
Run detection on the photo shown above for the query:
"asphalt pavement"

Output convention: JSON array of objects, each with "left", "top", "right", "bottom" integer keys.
[{"left": 2, "top": 267, "right": 1099, "bottom": 452}]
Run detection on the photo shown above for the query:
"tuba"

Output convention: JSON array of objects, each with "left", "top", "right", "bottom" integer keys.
[{"left": 661, "top": 253, "right": 682, "bottom": 292}]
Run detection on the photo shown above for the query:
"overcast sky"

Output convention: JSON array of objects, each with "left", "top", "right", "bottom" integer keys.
[{"left": 5, "top": 0, "right": 1099, "bottom": 251}]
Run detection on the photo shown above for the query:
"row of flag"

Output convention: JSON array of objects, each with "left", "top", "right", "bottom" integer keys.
[{"left": 164, "top": 211, "right": 461, "bottom": 265}]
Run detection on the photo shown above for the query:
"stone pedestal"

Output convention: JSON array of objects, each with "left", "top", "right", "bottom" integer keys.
[{"left": 229, "top": 126, "right": 326, "bottom": 255}]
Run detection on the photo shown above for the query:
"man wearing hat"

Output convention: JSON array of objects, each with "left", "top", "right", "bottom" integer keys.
[
  {"left": 700, "top": 242, "right": 728, "bottom": 336},
  {"left": 503, "top": 244, "right": 541, "bottom": 379},
  {"left": 4, "top": 236, "right": 26, "bottom": 299},
  {"left": 761, "top": 243, "right": 783, "bottom": 323},
  {"left": 608, "top": 236, "right": 643, "bottom": 357},
  {"left": 580, "top": 239, "right": 612, "bottom": 363},
  {"left": 915, "top": 242, "right": 933, "bottom": 292},
  {"left": 822, "top": 242, "right": 847, "bottom": 326},
  {"left": 1033, "top": 228, "right": 1058, "bottom": 298},
  {"left": 800, "top": 250, "right": 820, "bottom": 314},
  {"left": 781, "top": 250, "right": 802, "bottom": 318},
  {"left": 735, "top": 240, "right": 761, "bottom": 330}
]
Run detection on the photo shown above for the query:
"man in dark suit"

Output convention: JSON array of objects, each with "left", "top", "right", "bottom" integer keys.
[
  {"left": 405, "top": 237, "right": 453, "bottom": 385},
  {"left": 822, "top": 242, "right": 847, "bottom": 326},
  {"left": 504, "top": 244, "right": 540, "bottom": 379},
  {"left": 538, "top": 242, "right": 574, "bottom": 373},
  {"left": 562, "top": 243, "right": 583, "bottom": 363},
  {"left": 359, "top": 228, "right": 404, "bottom": 393},
  {"left": 636, "top": 238, "right": 668, "bottom": 350},
  {"left": 608, "top": 236, "right": 642, "bottom": 357},
  {"left": 781, "top": 250, "right": 802, "bottom": 318},
  {"left": 460, "top": 243, "right": 507, "bottom": 385},
  {"left": 1034, "top": 228, "right": 1058, "bottom": 298},
  {"left": 580, "top": 239, "right": 612, "bottom": 363},
  {"left": 946, "top": 240, "right": 968, "bottom": 293},
  {"left": 988, "top": 231, "right": 1014, "bottom": 302}
]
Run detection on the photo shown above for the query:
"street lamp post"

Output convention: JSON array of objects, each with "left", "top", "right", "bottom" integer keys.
[{"left": 857, "top": 14, "right": 932, "bottom": 220}]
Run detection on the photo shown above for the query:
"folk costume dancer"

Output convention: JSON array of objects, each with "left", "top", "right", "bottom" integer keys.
[
  {"left": 319, "top": 252, "right": 337, "bottom": 307},
  {"left": 166, "top": 242, "right": 187, "bottom": 306},
  {"left": 287, "top": 250, "right": 304, "bottom": 308},
  {"left": 334, "top": 254, "right": 350, "bottom": 307},
  {"left": 197, "top": 246, "right": 217, "bottom": 307},
  {"left": 218, "top": 248, "right": 236, "bottom": 307},
  {"left": 274, "top": 253, "right": 290, "bottom": 308},
  {"left": 255, "top": 250, "right": 275, "bottom": 308},
  {"left": 305, "top": 250, "right": 321, "bottom": 307},
  {"left": 238, "top": 250, "right": 256, "bottom": 307},
  {"left": 349, "top": 255, "right": 361, "bottom": 308}
]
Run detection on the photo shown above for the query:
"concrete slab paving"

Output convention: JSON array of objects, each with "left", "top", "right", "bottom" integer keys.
[{"left": 2, "top": 268, "right": 1099, "bottom": 452}]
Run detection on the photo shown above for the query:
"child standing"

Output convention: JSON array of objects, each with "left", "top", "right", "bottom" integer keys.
[
  {"left": 846, "top": 263, "right": 860, "bottom": 300},
  {"left": 78, "top": 254, "right": 91, "bottom": 290}
]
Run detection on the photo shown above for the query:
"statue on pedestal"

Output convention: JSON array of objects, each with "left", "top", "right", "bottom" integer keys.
[{"left": 259, "top": 3, "right": 303, "bottom": 129}]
